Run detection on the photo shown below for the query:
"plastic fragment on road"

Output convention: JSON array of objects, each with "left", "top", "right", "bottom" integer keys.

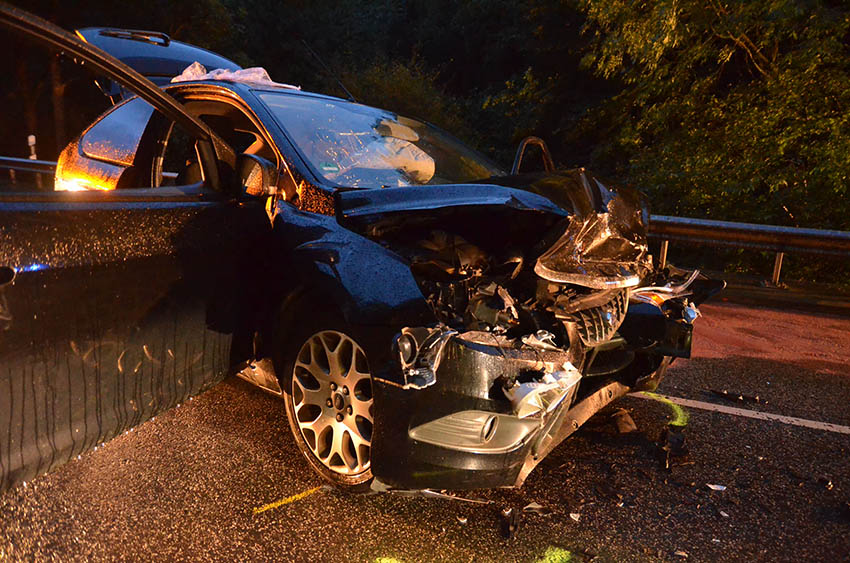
[
  {"left": 818, "top": 477, "right": 834, "bottom": 491},
  {"left": 707, "top": 484, "right": 727, "bottom": 491},
  {"left": 569, "top": 513, "right": 581, "bottom": 522},
  {"left": 674, "top": 550, "right": 689, "bottom": 558},
  {"left": 172, "top": 62, "right": 300, "bottom": 90},
  {"left": 720, "top": 510, "right": 729, "bottom": 518},
  {"left": 611, "top": 408, "right": 638, "bottom": 433},
  {"left": 523, "top": 502, "right": 552, "bottom": 516},
  {"left": 456, "top": 516, "right": 468, "bottom": 525}
]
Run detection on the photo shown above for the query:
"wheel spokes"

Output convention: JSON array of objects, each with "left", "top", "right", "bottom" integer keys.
[{"left": 291, "top": 330, "right": 373, "bottom": 476}]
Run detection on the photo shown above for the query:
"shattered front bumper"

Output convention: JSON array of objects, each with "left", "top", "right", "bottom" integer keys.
[{"left": 370, "top": 332, "right": 656, "bottom": 490}]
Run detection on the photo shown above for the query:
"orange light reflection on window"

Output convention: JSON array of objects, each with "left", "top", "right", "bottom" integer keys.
[{"left": 54, "top": 176, "right": 112, "bottom": 192}]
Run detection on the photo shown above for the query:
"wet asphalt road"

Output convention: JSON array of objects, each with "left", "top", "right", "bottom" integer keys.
[{"left": 1, "top": 302, "right": 850, "bottom": 562}]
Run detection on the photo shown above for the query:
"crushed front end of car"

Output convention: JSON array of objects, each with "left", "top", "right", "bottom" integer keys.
[{"left": 336, "top": 168, "right": 723, "bottom": 490}]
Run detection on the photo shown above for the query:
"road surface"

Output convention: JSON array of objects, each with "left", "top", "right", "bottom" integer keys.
[{"left": 1, "top": 302, "right": 849, "bottom": 562}]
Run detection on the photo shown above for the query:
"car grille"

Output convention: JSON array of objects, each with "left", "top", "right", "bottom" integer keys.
[{"left": 570, "top": 289, "right": 629, "bottom": 346}]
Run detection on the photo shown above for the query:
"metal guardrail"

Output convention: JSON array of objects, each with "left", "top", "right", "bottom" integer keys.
[
  {"left": 0, "top": 156, "right": 57, "bottom": 175},
  {"left": 1, "top": 157, "right": 848, "bottom": 284},
  {"left": 0, "top": 156, "right": 56, "bottom": 190},
  {"left": 649, "top": 215, "right": 850, "bottom": 285}
]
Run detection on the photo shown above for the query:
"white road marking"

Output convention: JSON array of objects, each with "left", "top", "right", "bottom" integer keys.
[{"left": 629, "top": 392, "right": 850, "bottom": 435}]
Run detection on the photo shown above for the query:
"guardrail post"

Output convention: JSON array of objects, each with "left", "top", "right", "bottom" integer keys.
[
  {"left": 659, "top": 239, "right": 669, "bottom": 270},
  {"left": 27, "top": 134, "right": 42, "bottom": 190},
  {"left": 772, "top": 252, "right": 784, "bottom": 286}
]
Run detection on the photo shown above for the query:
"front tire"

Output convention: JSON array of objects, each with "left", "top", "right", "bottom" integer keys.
[{"left": 277, "top": 312, "right": 374, "bottom": 489}]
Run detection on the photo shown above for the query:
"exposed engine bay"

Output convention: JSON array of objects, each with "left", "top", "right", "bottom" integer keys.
[
  {"left": 333, "top": 170, "right": 723, "bottom": 489},
  {"left": 376, "top": 220, "right": 717, "bottom": 418}
]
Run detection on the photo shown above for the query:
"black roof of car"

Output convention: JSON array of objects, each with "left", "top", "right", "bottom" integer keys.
[{"left": 77, "top": 27, "right": 242, "bottom": 96}]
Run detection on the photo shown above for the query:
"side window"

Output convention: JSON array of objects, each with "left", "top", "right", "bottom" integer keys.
[
  {"left": 56, "top": 98, "right": 203, "bottom": 191},
  {"left": 55, "top": 97, "right": 160, "bottom": 192}
]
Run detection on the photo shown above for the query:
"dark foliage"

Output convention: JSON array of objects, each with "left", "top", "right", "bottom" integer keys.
[{"left": 2, "top": 0, "right": 848, "bottom": 282}]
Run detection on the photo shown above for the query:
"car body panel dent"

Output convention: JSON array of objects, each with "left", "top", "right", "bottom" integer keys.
[{"left": 272, "top": 201, "right": 434, "bottom": 327}]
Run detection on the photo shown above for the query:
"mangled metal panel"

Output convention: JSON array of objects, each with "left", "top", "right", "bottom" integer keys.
[{"left": 530, "top": 170, "right": 653, "bottom": 289}]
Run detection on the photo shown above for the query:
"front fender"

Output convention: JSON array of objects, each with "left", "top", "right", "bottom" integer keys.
[{"left": 272, "top": 203, "right": 434, "bottom": 328}]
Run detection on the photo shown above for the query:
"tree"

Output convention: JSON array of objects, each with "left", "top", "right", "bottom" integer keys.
[{"left": 575, "top": 0, "right": 850, "bottom": 229}]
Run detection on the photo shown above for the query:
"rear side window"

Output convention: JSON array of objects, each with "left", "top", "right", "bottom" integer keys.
[{"left": 81, "top": 97, "right": 154, "bottom": 166}]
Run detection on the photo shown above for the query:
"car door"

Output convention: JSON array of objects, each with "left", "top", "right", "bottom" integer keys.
[{"left": 0, "top": 4, "right": 270, "bottom": 491}]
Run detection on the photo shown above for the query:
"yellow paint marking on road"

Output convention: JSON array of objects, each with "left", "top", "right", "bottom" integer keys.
[
  {"left": 641, "top": 391, "right": 690, "bottom": 427},
  {"left": 537, "top": 547, "right": 575, "bottom": 562},
  {"left": 253, "top": 486, "right": 322, "bottom": 514}
]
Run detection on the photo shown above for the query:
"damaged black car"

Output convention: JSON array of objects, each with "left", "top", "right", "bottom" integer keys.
[{"left": 0, "top": 4, "right": 722, "bottom": 492}]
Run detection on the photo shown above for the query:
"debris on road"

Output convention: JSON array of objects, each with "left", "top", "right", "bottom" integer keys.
[
  {"left": 720, "top": 510, "right": 730, "bottom": 518},
  {"left": 818, "top": 477, "right": 834, "bottom": 491},
  {"left": 707, "top": 484, "right": 727, "bottom": 491},
  {"left": 659, "top": 424, "right": 689, "bottom": 470},
  {"left": 570, "top": 513, "right": 581, "bottom": 522},
  {"left": 389, "top": 489, "right": 493, "bottom": 504},
  {"left": 456, "top": 516, "right": 468, "bottom": 525},
  {"left": 709, "top": 389, "right": 766, "bottom": 405},
  {"left": 500, "top": 506, "right": 520, "bottom": 539},
  {"left": 673, "top": 549, "right": 689, "bottom": 558},
  {"left": 611, "top": 408, "right": 638, "bottom": 433},
  {"left": 523, "top": 502, "right": 553, "bottom": 516}
]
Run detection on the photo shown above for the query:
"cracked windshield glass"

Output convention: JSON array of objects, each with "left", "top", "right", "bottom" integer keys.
[{"left": 258, "top": 91, "right": 504, "bottom": 188}]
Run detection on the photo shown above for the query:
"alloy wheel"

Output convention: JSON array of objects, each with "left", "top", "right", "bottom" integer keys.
[{"left": 290, "top": 330, "right": 373, "bottom": 476}]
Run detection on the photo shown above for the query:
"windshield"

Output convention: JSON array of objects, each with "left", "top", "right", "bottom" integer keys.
[{"left": 257, "top": 92, "right": 505, "bottom": 188}]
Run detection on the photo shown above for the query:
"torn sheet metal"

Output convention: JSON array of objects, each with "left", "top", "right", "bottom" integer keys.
[
  {"left": 529, "top": 169, "right": 653, "bottom": 289},
  {"left": 520, "top": 330, "right": 561, "bottom": 352},
  {"left": 171, "top": 61, "right": 300, "bottom": 90}
]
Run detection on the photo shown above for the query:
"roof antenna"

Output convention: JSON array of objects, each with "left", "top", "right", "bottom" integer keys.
[{"left": 300, "top": 39, "right": 357, "bottom": 103}]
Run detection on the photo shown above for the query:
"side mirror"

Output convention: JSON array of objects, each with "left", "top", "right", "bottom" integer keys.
[{"left": 236, "top": 154, "right": 278, "bottom": 197}]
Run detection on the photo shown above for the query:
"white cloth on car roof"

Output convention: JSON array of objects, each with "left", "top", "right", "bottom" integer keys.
[{"left": 171, "top": 62, "right": 300, "bottom": 90}]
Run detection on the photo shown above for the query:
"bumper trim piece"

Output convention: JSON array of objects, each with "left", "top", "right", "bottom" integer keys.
[{"left": 409, "top": 410, "right": 541, "bottom": 454}]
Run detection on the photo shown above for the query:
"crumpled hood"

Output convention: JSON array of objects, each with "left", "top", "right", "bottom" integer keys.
[
  {"left": 336, "top": 168, "right": 652, "bottom": 289},
  {"left": 513, "top": 169, "right": 653, "bottom": 288}
]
